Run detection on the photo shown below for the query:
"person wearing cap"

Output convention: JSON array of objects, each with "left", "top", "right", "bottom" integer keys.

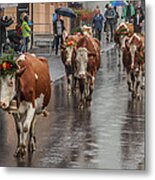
[
  {"left": 104, "top": 4, "right": 116, "bottom": 42},
  {"left": 0, "top": 8, "right": 14, "bottom": 56},
  {"left": 21, "top": 13, "right": 31, "bottom": 53}
]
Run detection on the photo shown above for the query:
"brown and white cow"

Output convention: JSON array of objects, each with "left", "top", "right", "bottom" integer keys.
[
  {"left": 123, "top": 33, "right": 145, "bottom": 99},
  {"left": 0, "top": 53, "right": 51, "bottom": 158},
  {"left": 114, "top": 22, "right": 134, "bottom": 67},
  {"left": 75, "top": 35, "right": 100, "bottom": 109},
  {"left": 61, "top": 35, "right": 81, "bottom": 94}
]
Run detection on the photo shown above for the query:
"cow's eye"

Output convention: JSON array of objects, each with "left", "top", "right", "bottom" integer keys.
[{"left": 8, "top": 80, "right": 13, "bottom": 87}]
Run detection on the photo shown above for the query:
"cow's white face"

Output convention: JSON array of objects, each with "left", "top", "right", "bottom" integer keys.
[
  {"left": 65, "top": 46, "right": 73, "bottom": 65},
  {"left": 120, "top": 36, "right": 129, "bottom": 50},
  {"left": 76, "top": 47, "right": 89, "bottom": 79},
  {"left": 129, "top": 34, "right": 141, "bottom": 69},
  {"left": 0, "top": 75, "right": 16, "bottom": 109},
  {"left": 130, "top": 45, "right": 137, "bottom": 69}
]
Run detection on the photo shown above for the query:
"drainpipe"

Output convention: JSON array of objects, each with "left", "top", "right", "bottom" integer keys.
[{"left": 31, "top": 3, "right": 33, "bottom": 49}]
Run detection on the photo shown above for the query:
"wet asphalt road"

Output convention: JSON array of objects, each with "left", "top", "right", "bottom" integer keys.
[{"left": 0, "top": 46, "right": 145, "bottom": 170}]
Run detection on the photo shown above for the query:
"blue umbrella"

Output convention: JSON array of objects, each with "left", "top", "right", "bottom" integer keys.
[
  {"left": 111, "top": 1, "right": 128, "bottom": 7},
  {"left": 55, "top": 7, "right": 77, "bottom": 18}
]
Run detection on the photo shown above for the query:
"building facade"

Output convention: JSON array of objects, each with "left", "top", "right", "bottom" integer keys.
[{"left": 2, "top": 2, "right": 70, "bottom": 35}]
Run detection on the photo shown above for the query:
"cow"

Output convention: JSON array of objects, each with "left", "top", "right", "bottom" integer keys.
[
  {"left": 61, "top": 35, "right": 81, "bottom": 94},
  {"left": 82, "top": 25, "right": 93, "bottom": 37},
  {"left": 75, "top": 35, "right": 100, "bottom": 109},
  {"left": 0, "top": 53, "right": 51, "bottom": 158},
  {"left": 114, "top": 22, "right": 134, "bottom": 67},
  {"left": 123, "top": 33, "right": 145, "bottom": 99}
]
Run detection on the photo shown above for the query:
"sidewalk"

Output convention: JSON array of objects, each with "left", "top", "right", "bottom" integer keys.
[{"left": 46, "top": 53, "right": 65, "bottom": 82}]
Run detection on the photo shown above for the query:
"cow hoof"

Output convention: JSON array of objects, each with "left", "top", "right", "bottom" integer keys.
[
  {"left": 141, "top": 85, "right": 145, "bottom": 90},
  {"left": 14, "top": 147, "right": 20, "bottom": 157},
  {"left": 42, "top": 110, "right": 49, "bottom": 117},
  {"left": 132, "top": 92, "right": 136, "bottom": 99},
  {"left": 67, "top": 91, "right": 71, "bottom": 96},
  {"left": 117, "top": 63, "right": 121, "bottom": 67},
  {"left": 28, "top": 142, "right": 36, "bottom": 152},
  {"left": 86, "top": 101, "right": 91, "bottom": 107},
  {"left": 136, "top": 94, "right": 141, "bottom": 100},
  {"left": 78, "top": 104, "right": 84, "bottom": 110},
  {"left": 14, "top": 145, "right": 27, "bottom": 158},
  {"left": 72, "top": 90, "right": 76, "bottom": 95},
  {"left": 28, "top": 136, "right": 36, "bottom": 152}
]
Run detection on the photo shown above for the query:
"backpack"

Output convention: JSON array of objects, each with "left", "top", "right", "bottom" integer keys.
[{"left": 17, "top": 25, "right": 22, "bottom": 37}]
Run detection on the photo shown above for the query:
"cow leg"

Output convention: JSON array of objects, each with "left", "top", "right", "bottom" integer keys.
[
  {"left": 72, "top": 76, "right": 78, "bottom": 94},
  {"left": 28, "top": 115, "right": 37, "bottom": 152},
  {"left": 118, "top": 48, "right": 121, "bottom": 67},
  {"left": 127, "top": 72, "right": 131, "bottom": 92},
  {"left": 78, "top": 79, "right": 85, "bottom": 109},
  {"left": 141, "top": 68, "right": 145, "bottom": 89},
  {"left": 67, "top": 74, "right": 72, "bottom": 95},
  {"left": 86, "top": 78, "right": 94, "bottom": 106},
  {"left": 12, "top": 113, "right": 23, "bottom": 157},
  {"left": 131, "top": 72, "right": 136, "bottom": 98},
  {"left": 17, "top": 104, "right": 35, "bottom": 158},
  {"left": 136, "top": 70, "right": 142, "bottom": 100}
]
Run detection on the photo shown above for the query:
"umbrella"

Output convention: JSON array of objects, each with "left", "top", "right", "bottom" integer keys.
[
  {"left": 111, "top": 1, "right": 128, "bottom": 7},
  {"left": 55, "top": 7, "right": 77, "bottom": 18}
]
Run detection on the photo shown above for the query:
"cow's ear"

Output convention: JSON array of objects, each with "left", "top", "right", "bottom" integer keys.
[
  {"left": 60, "top": 44, "right": 66, "bottom": 50},
  {"left": 137, "top": 41, "right": 142, "bottom": 48},
  {"left": 16, "top": 67, "right": 26, "bottom": 77},
  {"left": 125, "top": 40, "right": 130, "bottom": 50},
  {"left": 72, "top": 48, "right": 77, "bottom": 61},
  {"left": 88, "top": 52, "right": 96, "bottom": 57}
]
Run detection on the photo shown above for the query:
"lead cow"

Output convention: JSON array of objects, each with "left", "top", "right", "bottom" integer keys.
[
  {"left": 61, "top": 35, "right": 81, "bottom": 94},
  {"left": 122, "top": 33, "right": 145, "bottom": 99},
  {"left": 75, "top": 35, "right": 100, "bottom": 109},
  {"left": 0, "top": 53, "right": 51, "bottom": 158}
]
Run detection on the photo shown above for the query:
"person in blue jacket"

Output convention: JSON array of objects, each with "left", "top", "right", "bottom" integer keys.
[
  {"left": 104, "top": 4, "right": 116, "bottom": 42},
  {"left": 92, "top": 9, "right": 104, "bottom": 41}
]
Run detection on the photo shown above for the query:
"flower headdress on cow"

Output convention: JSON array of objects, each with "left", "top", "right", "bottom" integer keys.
[
  {"left": 117, "top": 27, "right": 129, "bottom": 35},
  {"left": 0, "top": 50, "right": 18, "bottom": 77},
  {"left": 64, "top": 40, "right": 77, "bottom": 48}
]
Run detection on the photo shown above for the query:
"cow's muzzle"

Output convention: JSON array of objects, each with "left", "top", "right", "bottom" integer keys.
[
  {"left": 79, "top": 73, "right": 86, "bottom": 79},
  {"left": 65, "top": 61, "right": 72, "bottom": 66}
]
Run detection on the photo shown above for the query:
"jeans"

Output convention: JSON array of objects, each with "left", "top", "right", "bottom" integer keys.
[
  {"left": 94, "top": 29, "right": 102, "bottom": 41},
  {"left": 55, "top": 35, "right": 63, "bottom": 55},
  {"left": 21, "top": 37, "right": 29, "bottom": 53},
  {"left": 106, "top": 21, "right": 114, "bottom": 41}
]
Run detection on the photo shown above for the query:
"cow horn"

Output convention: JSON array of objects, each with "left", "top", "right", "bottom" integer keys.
[{"left": 16, "top": 67, "right": 26, "bottom": 76}]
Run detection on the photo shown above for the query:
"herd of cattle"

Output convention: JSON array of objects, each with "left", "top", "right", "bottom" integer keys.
[{"left": 0, "top": 23, "right": 145, "bottom": 158}]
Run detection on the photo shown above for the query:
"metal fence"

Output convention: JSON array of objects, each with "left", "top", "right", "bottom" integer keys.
[{"left": 32, "top": 23, "right": 54, "bottom": 56}]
